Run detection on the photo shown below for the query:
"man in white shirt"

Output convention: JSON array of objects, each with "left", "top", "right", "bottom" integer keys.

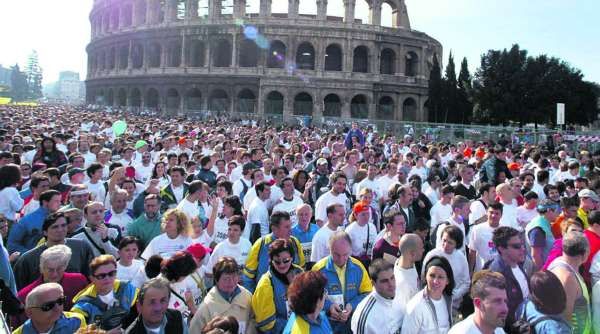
[
  {"left": 469, "top": 183, "right": 496, "bottom": 226},
  {"left": 355, "top": 164, "right": 383, "bottom": 209},
  {"left": 393, "top": 233, "right": 424, "bottom": 309},
  {"left": 430, "top": 185, "right": 454, "bottom": 235},
  {"left": 105, "top": 189, "right": 134, "bottom": 235},
  {"left": 72, "top": 201, "right": 119, "bottom": 257},
  {"left": 497, "top": 183, "right": 520, "bottom": 231},
  {"left": 77, "top": 140, "right": 97, "bottom": 168},
  {"left": 176, "top": 180, "right": 206, "bottom": 223},
  {"left": 314, "top": 172, "right": 349, "bottom": 227},
  {"left": 310, "top": 203, "right": 345, "bottom": 262},
  {"left": 272, "top": 177, "right": 303, "bottom": 225},
  {"left": 85, "top": 163, "right": 107, "bottom": 203},
  {"left": 232, "top": 162, "right": 254, "bottom": 201},
  {"left": 435, "top": 195, "right": 470, "bottom": 254},
  {"left": 516, "top": 191, "right": 539, "bottom": 229},
  {"left": 351, "top": 259, "right": 403, "bottom": 334},
  {"left": 206, "top": 215, "right": 252, "bottom": 277},
  {"left": 134, "top": 152, "right": 154, "bottom": 183},
  {"left": 449, "top": 270, "right": 508, "bottom": 334},
  {"left": 246, "top": 181, "right": 271, "bottom": 241},
  {"left": 377, "top": 161, "right": 398, "bottom": 203},
  {"left": 468, "top": 203, "right": 503, "bottom": 274}
]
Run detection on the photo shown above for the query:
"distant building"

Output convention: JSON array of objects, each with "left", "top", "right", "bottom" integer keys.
[
  {"left": 0, "top": 65, "right": 11, "bottom": 88},
  {"left": 52, "top": 71, "right": 85, "bottom": 104}
]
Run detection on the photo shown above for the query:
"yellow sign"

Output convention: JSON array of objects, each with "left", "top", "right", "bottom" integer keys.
[{"left": 0, "top": 97, "right": 11, "bottom": 105}]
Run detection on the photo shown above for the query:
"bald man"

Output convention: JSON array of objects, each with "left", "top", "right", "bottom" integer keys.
[{"left": 393, "top": 234, "right": 424, "bottom": 308}]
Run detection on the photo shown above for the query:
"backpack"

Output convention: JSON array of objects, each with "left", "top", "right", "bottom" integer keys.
[{"left": 512, "top": 301, "right": 571, "bottom": 334}]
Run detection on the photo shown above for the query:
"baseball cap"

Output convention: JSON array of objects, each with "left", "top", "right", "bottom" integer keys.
[
  {"left": 353, "top": 201, "right": 370, "bottom": 215},
  {"left": 316, "top": 158, "right": 328, "bottom": 166},
  {"left": 186, "top": 243, "right": 211, "bottom": 261},
  {"left": 68, "top": 167, "right": 86, "bottom": 178},
  {"left": 578, "top": 189, "right": 600, "bottom": 202}
]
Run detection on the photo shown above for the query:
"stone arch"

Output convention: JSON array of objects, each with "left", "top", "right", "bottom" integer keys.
[
  {"left": 352, "top": 45, "right": 369, "bottom": 73},
  {"left": 110, "top": 8, "right": 120, "bottom": 30},
  {"left": 135, "top": 0, "right": 147, "bottom": 25},
  {"left": 238, "top": 89, "right": 256, "bottom": 113},
  {"left": 239, "top": 39, "right": 258, "bottom": 67},
  {"left": 106, "top": 89, "right": 115, "bottom": 106},
  {"left": 96, "top": 89, "right": 105, "bottom": 105},
  {"left": 405, "top": 51, "right": 418, "bottom": 77},
  {"left": 213, "top": 39, "right": 232, "bottom": 67},
  {"left": 265, "top": 91, "right": 284, "bottom": 114},
  {"left": 377, "top": 96, "right": 395, "bottom": 120},
  {"left": 148, "top": 43, "right": 162, "bottom": 68},
  {"left": 381, "top": 2, "right": 393, "bottom": 27},
  {"left": 296, "top": 42, "right": 315, "bottom": 70},
  {"left": 326, "top": 0, "right": 345, "bottom": 19},
  {"left": 185, "top": 88, "right": 203, "bottom": 110},
  {"left": 145, "top": 88, "right": 160, "bottom": 109},
  {"left": 122, "top": 4, "right": 133, "bottom": 27},
  {"left": 323, "top": 94, "right": 342, "bottom": 117},
  {"left": 129, "top": 88, "right": 142, "bottom": 107},
  {"left": 166, "top": 88, "right": 181, "bottom": 113},
  {"left": 108, "top": 47, "right": 116, "bottom": 70},
  {"left": 132, "top": 43, "right": 144, "bottom": 69},
  {"left": 351, "top": 94, "right": 368, "bottom": 118},
  {"left": 167, "top": 40, "right": 182, "bottom": 67},
  {"left": 354, "top": 0, "right": 369, "bottom": 24},
  {"left": 117, "top": 88, "right": 127, "bottom": 107},
  {"left": 209, "top": 89, "right": 230, "bottom": 112},
  {"left": 119, "top": 45, "right": 129, "bottom": 70},
  {"left": 97, "top": 51, "right": 105, "bottom": 71},
  {"left": 293, "top": 92, "right": 313, "bottom": 116},
  {"left": 324, "top": 44, "right": 343, "bottom": 71},
  {"left": 102, "top": 12, "right": 110, "bottom": 33},
  {"left": 267, "top": 40, "right": 286, "bottom": 68},
  {"left": 403, "top": 97, "right": 417, "bottom": 121},
  {"left": 380, "top": 48, "right": 395, "bottom": 74},
  {"left": 188, "top": 40, "right": 205, "bottom": 67}
]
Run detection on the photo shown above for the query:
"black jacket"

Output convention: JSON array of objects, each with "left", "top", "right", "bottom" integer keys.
[{"left": 125, "top": 309, "right": 184, "bottom": 334}]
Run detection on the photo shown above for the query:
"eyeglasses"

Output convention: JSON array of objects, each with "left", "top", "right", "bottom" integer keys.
[
  {"left": 93, "top": 270, "right": 117, "bottom": 280},
  {"left": 272, "top": 258, "right": 292, "bottom": 265},
  {"left": 508, "top": 243, "right": 525, "bottom": 250},
  {"left": 31, "top": 296, "right": 66, "bottom": 312}
]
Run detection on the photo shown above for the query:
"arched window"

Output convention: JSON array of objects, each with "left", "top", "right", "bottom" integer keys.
[
  {"left": 238, "top": 89, "right": 256, "bottom": 113},
  {"left": 325, "top": 44, "right": 343, "bottom": 71},
  {"left": 239, "top": 39, "right": 258, "bottom": 67},
  {"left": 213, "top": 39, "right": 232, "bottom": 67},
  {"left": 380, "top": 48, "right": 395, "bottom": 74},
  {"left": 294, "top": 92, "right": 313, "bottom": 115},
  {"left": 168, "top": 40, "right": 182, "bottom": 67},
  {"left": 119, "top": 45, "right": 129, "bottom": 70},
  {"left": 353, "top": 46, "right": 368, "bottom": 73},
  {"left": 188, "top": 40, "right": 205, "bottom": 67},
  {"left": 106, "top": 89, "right": 115, "bottom": 106},
  {"left": 117, "top": 89, "right": 127, "bottom": 106},
  {"left": 403, "top": 98, "right": 417, "bottom": 121},
  {"left": 132, "top": 44, "right": 144, "bottom": 69},
  {"left": 185, "top": 89, "right": 202, "bottom": 110},
  {"left": 323, "top": 94, "right": 341, "bottom": 117},
  {"left": 351, "top": 95, "right": 368, "bottom": 118},
  {"left": 267, "top": 40, "right": 286, "bottom": 68},
  {"left": 377, "top": 96, "right": 395, "bottom": 120},
  {"left": 405, "top": 51, "right": 418, "bottom": 77},
  {"left": 166, "top": 88, "right": 181, "bottom": 113},
  {"left": 209, "top": 89, "right": 230, "bottom": 112},
  {"left": 145, "top": 88, "right": 160, "bottom": 108},
  {"left": 148, "top": 43, "right": 162, "bottom": 68},
  {"left": 129, "top": 88, "right": 142, "bottom": 107},
  {"left": 296, "top": 42, "right": 315, "bottom": 70},
  {"left": 265, "top": 91, "right": 284, "bottom": 114}
]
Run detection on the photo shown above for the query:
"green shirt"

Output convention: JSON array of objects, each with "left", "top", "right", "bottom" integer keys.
[{"left": 127, "top": 214, "right": 162, "bottom": 249}]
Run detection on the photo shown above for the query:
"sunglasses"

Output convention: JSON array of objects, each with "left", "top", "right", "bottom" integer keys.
[
  {"left": 94, "top": 270, "right": 117, "bottom": 280},
  {"left": 272, "top": 258, "right": 292, "bottom": 265},
  {"left": 508, "top": 243, "right": 525, "bottom": 250},
  {"left": 32, "top": 296, "right": 66, "bottom": 312}
]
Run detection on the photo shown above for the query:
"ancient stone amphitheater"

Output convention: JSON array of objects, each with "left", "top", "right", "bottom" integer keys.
[{"left": 86, "top": 0, "right": 442, "bottom": 122}]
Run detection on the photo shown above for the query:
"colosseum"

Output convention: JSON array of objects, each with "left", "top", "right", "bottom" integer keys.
[{"left": 86, "top": 0, "right": 442, "bottom": 122}]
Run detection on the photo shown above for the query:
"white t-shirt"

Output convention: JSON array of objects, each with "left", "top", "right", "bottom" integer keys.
[
  {"left": 449, "top": 314, "right": 506, "bottom": 334},
  {"left": 512, "top": 266, "right": 530, "bottom": 298},
  {"left": 171, "top": 185, "right": 185, "bottom": 204},
  {"left": 107, "top": 210, "right": 133, "bottom": 235},
  {"left": 117, "top": 259, "right": 144, "bottom": 282},
  {"left": 435, "top": 217, "right": 466, "bottom": 254},
  {"left": 468, "top": 223, "right": 499, "bottom": 271},
  {"left": 272, "top": 196, "right": 304, "bottom": 226},
  {"left": 345, "top": 222, "right": 378, "bottom": 258},
  {"left": 141, "top": 233, "right": 193, "bottom": 260},
  {"left": 169, "top": 275, "right": 202, "bottom": 319},
  {"left": 310, "top": 225, "right": 341, "bottom": 262},
  {"left": 432, "top": 297, "right": 450, "bottom": 332},
  {"left": 469, "top": 200, "right": 487, "bottom": 225},
  {"left": 212, "top": 216, "right": 230, "bottom": 245},
  {"left": 207, "top": 238, "right": 252, "bottom": 272},
  {"left": 500, "top": 201, "right": 521, "bottom": 231},
  {"left": 430, "top": 201, "right": 453, "bottom": 234},
  {"left": 247, "top": 198, "right": 270, "bottom": 237},
  {"left": 192, "top": 231, "right": 212, "bottom": 248},
  {"left": 314, "top": 191, "right": 349, "bottom": 224},
  {"left": 134, "top": 163, "right": 154, "bottom": 183},
  {"left": 516, "top": 206, "right": 538, "bottom": 229},
  {"left": 393, "top": 263, "right": 419, "bottom": 308},
  {"left": 85, "top": 181, "right": 107, "bottom": 203},
  {"left": 177, "top": 198, "right": 200, "bottom": 222},
  {"left": 98, "top": 291, "right": 116, "bottom": 306}
]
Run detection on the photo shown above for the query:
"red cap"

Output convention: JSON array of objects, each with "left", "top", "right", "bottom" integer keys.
[
  {"left": 186, "top": 243, "right": 211, "bottom": 261},
  {"left": 353, "top": 201, "right": 370, "bottom": 215},
  {"left": 508, "top": 163, "right": 520, "bottom": 171}
]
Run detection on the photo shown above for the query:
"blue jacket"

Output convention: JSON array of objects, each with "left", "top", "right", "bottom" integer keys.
[
  {"left": 344, "top": 129, "right": 365, "bottom": 149},
  {"left": 13, "top": 312, "right": 86, "bottom": 334},
  {"left": 311, "top": 256, "right": 373, "bottom": 334},
  {"left": 516, "top": 299, "right": 571, "bottom": 334},
  {"left": 283, "top": 312, "right": 332, "bottom": 334},
  {"left": 71, "top": 280, "right": 138, "bottom": 325},
  {"left": 291, "top": 223, "right": 319, "bottom": 263},
  {"left": 8, "top": 207, "right": 49, "bottom": 254}
]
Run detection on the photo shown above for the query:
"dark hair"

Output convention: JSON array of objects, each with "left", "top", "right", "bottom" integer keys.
[
  {"left": 330, "top": 171, "right": 347, "bottom": 184},
  {"left": 270, "top": 211, "right": 291, "bottom": 228},
  {"left": 588, "top": 211, "right": 600, "bottom": 226},
  {"left": 86, "top": 162, "right": 104, "bottom": 178},
  {"left": 488, "top": 202, "right": 504, "bottom": 213},
  {"left": 543, "top": 184, "right": 558, "bottom": 197},
  {"left": 560, "top": 196, "right": 579, "bottom": 209},
  {"left": 268, "top": 238, "right": 294, "bottom": 259},
  {"left": 422, "top": 256, "right": 455, "bottom": 297},
  {"left": 413, "top": 217, "right": 430, "bottom": 232},
  {"left": 523, "top": 191, "right": 539, "bottom": 201},
  {"left": 168, "top": 166, "right": 185, "bottom": 177},
  {"left": 492, "top": 226, "right": 520, "bottom": 252},
  {"left": 118, "top": 236, "right": 140, "bottom": 250},
  {"left": 42, "top": 212, "right": 67, "bottom": 231},
  {"left": 216, "top": 180, "right": 233, "bottom": 195},
  {"left": 255, "top": 181, "right": 270, "bottom": 196},
  {"left": 29, "top": 173, "right": 49, "bottom": 189},
  {"left": 213, "top": 256, "right": 240, "bottom": 283},
  {"left": 529, "top": 270, "right": 567, "bottom": 315},
  {"left": 200, "top": 156, "right": 212, "bottom": 167},
  {"left": 288, "top": 271, "right": 328, "bottom": 315},
  {"left": 478, "top": 183, "right": 494, "bottom": 197},
  {"left": 202, "top": 316, "right": 239, "bottom": 334},
  {"left": 40, "top": 189, "right": 61, "bottom": 204},
  {"left": 223, "top": 195, "right": 243, "bottom": 216},
  {"left": 228, "top": 215, "right": 246, "bottom": 231},
  {"left": 0, "top": 164, "right": 22, "bottom": 190},
  {"left": 441, "top": 225, "right": 464, "bottom": 249},
  {"left": 160, "top": 251, "right": 197, "bottom": 282},
  {"left": 189, "top": 180, "right": 207, "bottom": 195},
  {"left": 326, "top": 203, "right": 343, "bottom": 216},
  {"left": 382, "top": 209, "right": 403, "bottom": 226},
  {"left": 151, "top": 161, "right": 167, "bottom": 179},
  {"left": 145, "top": 255, "right": 164, "bottom": 278},
  {"left": 369, "top": 259, "right": 394, "bottom": 282}
]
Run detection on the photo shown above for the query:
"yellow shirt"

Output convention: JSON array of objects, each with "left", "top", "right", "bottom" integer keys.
[
  {"left": 578, "top": 208, "right": 590, "bottom": 229},
  {"left": 334, "top": 263, "right": 346, "bottom": 295}
]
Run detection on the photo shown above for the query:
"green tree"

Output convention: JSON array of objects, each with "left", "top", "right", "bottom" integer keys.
[
  {"left": 457, "top": 57, "right": 473, "bottom": 123},
  {"left": 427, "top": 54, "right": 444, "bottom": 123},
  {"left": 25, "top": 50, "right": 43, "bottom": 99},
  {"left": 10, "top": 64, "right": 29, "bottom": 101},
  {"left": 443, "top": 52, "right": 458, "bottom": 123}
]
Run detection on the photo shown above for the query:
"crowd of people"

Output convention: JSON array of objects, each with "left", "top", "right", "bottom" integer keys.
[{"left": 1, "top": 104, "right": 600, "bottom": 333}]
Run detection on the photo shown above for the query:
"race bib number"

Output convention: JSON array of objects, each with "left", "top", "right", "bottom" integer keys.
[
  {"left": 328, "top": 294, "right": 344, "bottom": 308},
  {"left": 301, "top": 242, "right": 312, "bottom": 260}
]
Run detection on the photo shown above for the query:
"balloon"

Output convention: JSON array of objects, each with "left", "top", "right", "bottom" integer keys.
[{"left": 113, "top": 120, "right": 127, "bottom": 136}]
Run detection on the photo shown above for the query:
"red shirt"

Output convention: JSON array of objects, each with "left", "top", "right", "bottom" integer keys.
[{"left": 584, "top": 229, "right": 600, "bottom": 286}]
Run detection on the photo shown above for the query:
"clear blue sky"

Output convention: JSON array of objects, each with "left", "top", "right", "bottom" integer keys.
[{"left": 1, "top": 0, "right": 598, "bottom": 84}]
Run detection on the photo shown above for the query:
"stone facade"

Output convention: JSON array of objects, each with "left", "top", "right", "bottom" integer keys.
[{"left": 86, "top": 0, "right": 442, "bottom": 121}]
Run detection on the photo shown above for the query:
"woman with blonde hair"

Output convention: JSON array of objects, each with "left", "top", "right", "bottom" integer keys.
[{"left": 141, "top": 208, "right": 193, "bottom": 260}]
